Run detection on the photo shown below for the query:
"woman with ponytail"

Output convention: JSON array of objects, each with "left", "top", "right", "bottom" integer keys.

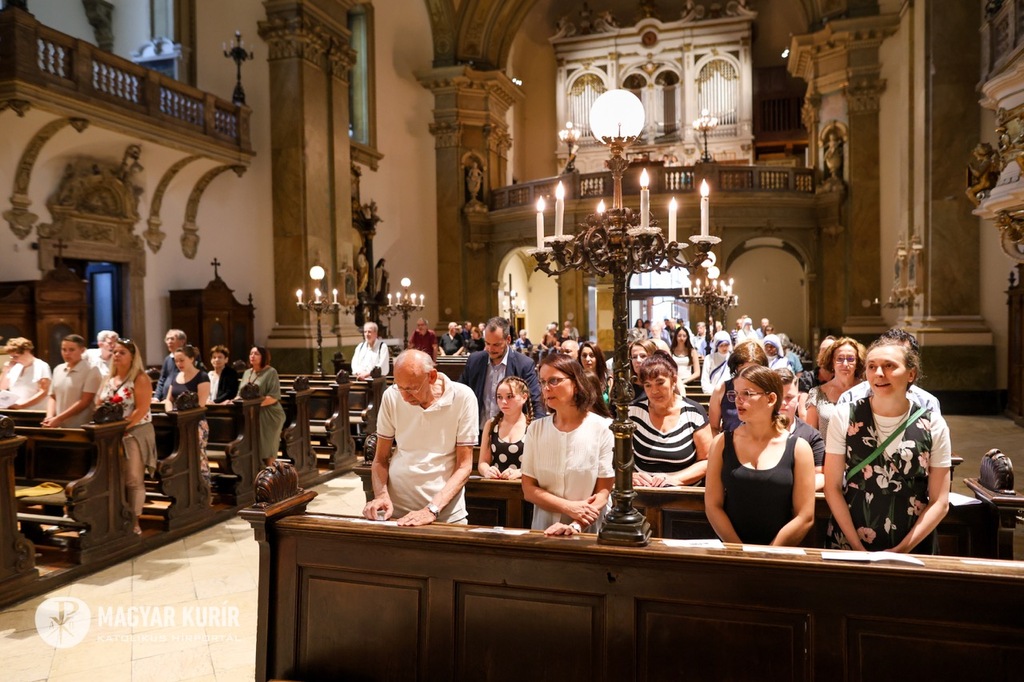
[
  {"left": 477, "top": 376, "right": 534, "bottom": 480},
  {"left": 704, "top": 365, "right": 816, "bottom": 546}
]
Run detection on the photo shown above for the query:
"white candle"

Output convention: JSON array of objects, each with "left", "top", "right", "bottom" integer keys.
[
  {"left": 332, "top": 288, "right": 338, "bottom": 304},
  {"left": 314, "top": 288, "right": 321, "bottom": 303},
  {"left": 296, "top": 289, "right": 302, "bottom": 303},
  {"left": 639, "top": 169, "right": 650, "bottom": 229},
  {"left": 419, "top": 294, "right": 424, "bottom": 305},
  {"left": 536, "top": 197, "right": 546, "bottom": 248},
  {"left": 700, "top": 179, "right": 710, "bottom": 237},
  {"left": 596, "top": 200, "right": 605, "bottom": 214},
  {"left": 555, "top": 182, "right": 565, "bottom": 238},
  {"left": 668, "top": 197, "right": 677, "bottom": 243},
  {"left": 388, "top": 293, "right": 392, "bottom": 305}
]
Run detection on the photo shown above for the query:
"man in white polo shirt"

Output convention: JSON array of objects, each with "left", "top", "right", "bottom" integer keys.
[
  {"left": 363, "top": 349, "right": 478, "bottom": 525},
  {"left": 43, "top": 334, "right": 102, "bottom": 427}
]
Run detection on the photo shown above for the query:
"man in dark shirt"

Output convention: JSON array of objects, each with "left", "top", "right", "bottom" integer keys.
[{"left": 439, "top": 321, "right": 466, "bottom": 356}]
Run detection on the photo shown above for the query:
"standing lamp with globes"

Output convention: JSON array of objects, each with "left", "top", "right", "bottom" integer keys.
[
  {"left": 558, "top": 121, "right": 581, "bottom": 174},
  {"left": 381, "top": 277, "right": 425, "bottom": 348},
  {"left": 296, "top": 265, "right": 341, "bottom": 377},
  {"left": 531, "top": 89, "right": 729, "bottom": 546},
  {"left": 692, "top": 108, "right": 719, "bottom": 164}
]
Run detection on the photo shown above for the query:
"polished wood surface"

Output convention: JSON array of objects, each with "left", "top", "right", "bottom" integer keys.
[{"left": 245, "top": 495, "right": 1024, "bottom": 682}]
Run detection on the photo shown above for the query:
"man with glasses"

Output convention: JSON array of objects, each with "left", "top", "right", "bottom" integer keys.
[
  {"left": 834, "top": 327, "right": 942, "bottom": 414},
  {"left": 459, "top": 316, "right": 545, "bottom": 433},
  {"left": 84, "top": 329, "right": 118, "bottom": 377},
  {"left": 351, "top": 321, "right": 390, "bottom": 380},
  {"left": 363, "top": 349, "right": 478, "bottom": 525}
]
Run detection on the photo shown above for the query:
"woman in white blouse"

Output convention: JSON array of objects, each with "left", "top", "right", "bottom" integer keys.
[{"left": 520, "top": 353, "right": 613, "bottom": 536}]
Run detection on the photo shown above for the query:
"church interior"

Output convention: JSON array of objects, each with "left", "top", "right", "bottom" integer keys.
[{"left": 2, "top": 0, "right": 1024, "bottom": 680}]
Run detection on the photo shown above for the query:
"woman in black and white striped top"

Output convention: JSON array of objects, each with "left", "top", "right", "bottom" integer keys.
[{"left": 629, "top": 351, "right": 713, "bottom": 487}]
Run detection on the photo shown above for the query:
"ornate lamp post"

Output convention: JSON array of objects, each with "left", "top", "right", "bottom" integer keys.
[
  {"left": 532, "top": 89, "right": 721, "bottom": 547},
  {"left": 296, "top": 265, "right": 341, "bottom": 377},
  {"left": 558, "top": 121, "right": 581, "bottom": 173},
  {"left": 692, "top": 108, "right": 719, "bottom": 164},
  {"left": 381, "top": 277, "right": 425, "bottom": 348},
  {"left": 502, "top": 274, "right": 525, "bottom": 333},
  {"left": 223, "top": 30, "right": 254, "bottom": 106},
  {"left": 680, "top": 251, "right": 738, "bottom": 351}
]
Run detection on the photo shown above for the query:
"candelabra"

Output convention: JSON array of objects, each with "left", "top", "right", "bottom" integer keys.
[
  {"left": 558, "top": 121, "right": 581, "bottom": 174},
  {"left": 382, "top": 277, "right": 425, "bottom": 348},
  {"left": 692, "top": 108, "right": 719, "bottom": 164},
  {"left": 884, "top": 236, "right": 923, "bottom": 310},
  {"left": 679, "top": 251, "right": 738, "bottom": 351},
  {"left": 502, "top": 274, "right": 525, "bottom": 332},
  {"left": 223, "top": 30, "right": 253, "bottom": 106},
  {"left": 296, "top": 265, "right": 340, "bottom": 376},
  {"left": 532, "top": 89, "right": 722, "bottom": 547}
]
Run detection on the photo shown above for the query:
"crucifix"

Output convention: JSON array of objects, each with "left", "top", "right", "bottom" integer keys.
[
  {"left": 54, "top": 238, "right": 67, "bottom": 265},
  {"left": 211, "top": 257, "right": 221, "bottom": 279}
]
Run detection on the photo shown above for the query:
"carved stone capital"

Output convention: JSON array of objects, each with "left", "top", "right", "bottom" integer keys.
[
  {"left": 996, "top": 210, "right": 1024, "bottom": 261},
  {"left": 258, "top": 12, "right": 350, "bottom": 75},
  {"left": 0, "top": 99, "right": 31, "bottom": 117},
  {"left": 845, "top": 78, "right": 885, "bottom": 115},
  {"left": 82, "top": 0, "right": 114, "bottom": 52},
  {"left": 429, "top": 121, "right": 463, "bottom": 149},
  {"left": 801, "top": 93, "right": 821, "bottom": 132}
]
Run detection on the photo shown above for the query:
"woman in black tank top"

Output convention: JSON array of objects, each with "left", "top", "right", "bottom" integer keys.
[{"left": 704, "top": 365, "right": 816, "bottom": 547}]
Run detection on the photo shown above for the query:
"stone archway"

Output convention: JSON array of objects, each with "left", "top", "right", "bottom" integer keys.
[{"left": 724, "top": 240, "right": 808, "bottom": 348}]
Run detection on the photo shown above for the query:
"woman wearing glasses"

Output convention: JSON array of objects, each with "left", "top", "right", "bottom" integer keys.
[
  {"left": 823, "top": 338, "right": 951, "bottom": 553},
  {"left": 805, "top": 337, "right": 865, "bottom": 440},
  {"left": 237, "top": 346, "right": 287, "bottom": 465},
  {"left": 96, "top": 338, "right": 155, "bottom": 535},
  {"left": 163, "top": 345, "right": 211, "bottom": 496},
  {"left": 630, "top": 351, "right": 712, "bottom": 487},
  {"left": 705, "top": 365, "right": 816, "bottom": 546},
  {"left": 707, "top": 340, "right": 768, "bottom": 437},
  {"left": 520, "top": 354, "right": 613, "bottom": 536}
]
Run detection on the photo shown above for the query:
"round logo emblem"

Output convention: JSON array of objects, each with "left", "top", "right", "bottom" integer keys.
[{"left": 35, "top": 597, "right": 91, "bottom": 648}]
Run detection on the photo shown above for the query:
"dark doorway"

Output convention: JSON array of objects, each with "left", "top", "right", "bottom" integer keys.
[{"left": 64, "top": 259, "right": 123, "bottom": 346}]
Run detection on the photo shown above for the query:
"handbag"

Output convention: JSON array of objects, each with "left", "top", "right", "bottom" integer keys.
[
  {"left": 846, "top": 404, "right": 928, "bottom": 481},
  {"left": 979, "top": 448, "right": 1016, "bottom": 494}
]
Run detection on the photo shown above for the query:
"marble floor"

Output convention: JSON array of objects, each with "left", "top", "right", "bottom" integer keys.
[{"left": 1, "top": 415, "right": 1021, "bottom": 681}]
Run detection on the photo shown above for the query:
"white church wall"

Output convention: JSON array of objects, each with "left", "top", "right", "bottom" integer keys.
[{"left": 356, "top": 1, "right": 439, "bottom": 335}]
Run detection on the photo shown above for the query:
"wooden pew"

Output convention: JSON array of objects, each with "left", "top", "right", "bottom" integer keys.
[
  {"left": 204, "top": 396, "right": 261, "bottom": 506},
  {"left": 149, "top": 396, "right": 211, "bottom": 530},
  {"left": 277, "top": 376, "right": 319, "bottom": 488},
  {"left": 242, "top": 464, "right": 1024, "bottom": 682},
  {"left": 279, "top": 374, "right": 357, "bottom": 474},
  {"left": 14, "top": 407, "right": 134, "bottom": 564},
  {"left": 348, "top": 376, "right": 386, "bottom": 449},
  {"left": 352, "top": 463, "right": 1004, "bottom": 559},
  {"left": 964, "top": 477, "right": 1023, "bottom": 561},
  {"left": 0, "top": 409, "right": 47, "bottom": 428},
  {"left": 0, "top": 417, "right": 37, "bottom": 591},
  {"left": 435, "top": 354, "right": 468, "bottom": 381}
]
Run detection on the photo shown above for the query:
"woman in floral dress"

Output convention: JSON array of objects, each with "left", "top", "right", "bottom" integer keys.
[{"left": 823, "top": 337, "right": 951, "bottom": 553}]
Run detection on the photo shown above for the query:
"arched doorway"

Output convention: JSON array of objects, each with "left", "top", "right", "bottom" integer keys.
[
  {"left": 725, "top": 241, "right": 808, "bottom": 347},
  {"left": 497, "top": 248, "right": 556, "bottom": 342}
]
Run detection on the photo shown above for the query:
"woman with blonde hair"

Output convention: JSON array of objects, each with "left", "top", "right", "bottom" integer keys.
[
  {"left": 96, "top": 338, "right": 155, "bottom": 535},
  {"left": 705, "top": 365, "right": 816, "bottom": 546},
  {"left": 0, "top": 337, "right": 51, "bottom": 409},
  {"left": 478, "top": 376, "right": 534, "bottom": 480},
  {"left": 805, "top": 336, "right": 865, "bottom": 439}
]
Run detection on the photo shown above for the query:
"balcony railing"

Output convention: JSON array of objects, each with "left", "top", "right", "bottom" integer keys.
[
  {"left": 0, "top": 6, "right": 252, "bottom": 162},
  {"left": 982, "top": 0, "right": 1024, "bottom": 81},
  {"left": 491, "top": 164, "right": 816, "bottom": 211}
]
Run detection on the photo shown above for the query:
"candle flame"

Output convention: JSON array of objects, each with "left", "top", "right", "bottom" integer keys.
[
  {"left": 640, "top": 168, "right": 649, "bottom": 189},
  {"left": 555, "top": 181, "right": 565, "bottom": 199},
  {"left": 669, "top": 197, "right": 677, "bottom": 210},
  {"left": 596, "top": 200, "right": 606, "bottom": 214},
  {"left": 537, "top": 197, "right": 546, "bottom": 212},
  {"left": 700, "top": 179, "right": 710, "bottom": 197}
]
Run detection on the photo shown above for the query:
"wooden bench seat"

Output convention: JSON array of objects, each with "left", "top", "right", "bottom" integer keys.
[
  {"left": 204, "top": 396, "right": 262, "bottom": 506},
  {"left": 0, "top": 418, "right": 37, "bottom": 591}
]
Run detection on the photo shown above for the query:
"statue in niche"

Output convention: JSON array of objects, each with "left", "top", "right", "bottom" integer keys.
[
  {"left": 355, "top": 245, "right": 370, "bottom": 295},
  {"left": 374, "top": 258, "right": 389, "bottom": 305},
  {"left": 819, "top": 128, "right": 845, "bottom": 193},
  {"left": 966, "top": 142, "right": 1000, "bottom": 206},
  {"left": 466, "top": 160, "right": 484, "bottom": 203}
]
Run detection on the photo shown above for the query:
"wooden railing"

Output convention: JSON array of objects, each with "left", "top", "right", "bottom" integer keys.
[
  {"left": 0, "top": 6, "right": 251, "bottom": 159},
  {"left": 491, "top": 163, "right": 816, "bottom": 211},
  {"left": 982, "top": 0, "right": 1024, "bottom": 80}
]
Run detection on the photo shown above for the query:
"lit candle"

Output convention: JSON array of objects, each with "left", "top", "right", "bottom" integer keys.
[
  {"left": 332, "top": 288, "right": 338, "bottom": 304},
  {"left": 314, "top": 288, "right": 321, "bottom": 303},
  {"left": 639, "top": 169, "right": 650, "bottom": 229},
  {"left": 596, "top": 200, "right": 606, "bottom": 214},
  {"left": 668, "top": 197, "right": 677, "bottom": 243},
  {"left": 296, "top": 289, "right": 302, "bottom": 303},
  {"left": 419, "top": 294, "right": 424, "bottom": 305},
  {"left": 536, "top": 197, "right": 546, "bottom": 249},
  {"left": 555, "top": 181, "right": 565, "bottom": 238},
  {"left": 388, "top": 293, "right": 392, "bottom": 305},
  {"left": 700, "top": 179, "right": 710, "bottom": 237}
]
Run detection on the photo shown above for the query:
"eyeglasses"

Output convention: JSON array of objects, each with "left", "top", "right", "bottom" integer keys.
[
  {"left": 726, "top": 390, "right": 766, "bottom": 403},
  {"left": 834, "top": 356, "right": 858, "bottom": 365},
  {"left": 396, "top": 376, "right": 430, "bottom": 394},
  {"left": 538, "top": 376, "right": 569, "bottom": 390}
]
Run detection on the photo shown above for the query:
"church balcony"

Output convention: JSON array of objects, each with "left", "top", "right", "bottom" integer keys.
[
  {"left": 0, "top": 5, "right": 252, "bottom": 165},
  {"left": 982, "top": 0, "right": 1024, "bottom": 81},
  {"left": 491, "top": 164, "right": 816, "bottom": 212}
]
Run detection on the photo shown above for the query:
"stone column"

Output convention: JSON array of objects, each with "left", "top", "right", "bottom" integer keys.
[
  {"left": 258, "top": 0, "right": 356, "bottom": 372},
  {"left": 418, "top": 66, "right": 523, "bottom": 324}
]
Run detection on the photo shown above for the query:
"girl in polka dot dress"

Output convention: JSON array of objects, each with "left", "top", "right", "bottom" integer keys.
[{"left": 477, "top": 376, "right": 534, "bottom": 480}]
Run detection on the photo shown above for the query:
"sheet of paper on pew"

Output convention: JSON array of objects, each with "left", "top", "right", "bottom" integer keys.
[
  {"left": 342, "top": 516, "right": 400, "bottom": 527},
  {"left": 661, "top": 538, "right": 726, "bottom": 549},
  {"left": 468, "top": 527, "right": 531, "bottom": 536},
  {"left": 741, "top": 545, "right": 806, "bottom": 555},
  {"left": 948, "top": 491, "right": 983, "bottom": 506},
  {"left": 820, "top": 551, "right": 925, "bottom": 566},
  {"left": 0, "top": 390, "right": 18, "bottom": 408}
]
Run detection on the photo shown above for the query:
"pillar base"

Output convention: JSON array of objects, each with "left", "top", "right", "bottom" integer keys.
[{"left": 598, "top": 508, "right": 651, "bottom": 547}]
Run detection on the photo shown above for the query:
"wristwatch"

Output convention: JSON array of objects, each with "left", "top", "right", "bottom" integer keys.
[{"left": 426, "top": 502, "right": 440, "bottom": 517}]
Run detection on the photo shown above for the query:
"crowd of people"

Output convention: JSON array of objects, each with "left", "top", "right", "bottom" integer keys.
[
  {"left": 360, "top": 314, "right": 951, "bottom": 554},
  {"left": 2, "top": 312, "right": 952, "bottom": 554}
]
